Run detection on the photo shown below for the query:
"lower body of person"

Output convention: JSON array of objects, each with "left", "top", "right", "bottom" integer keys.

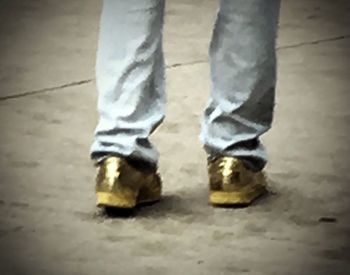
[{"left": 91, "top": 0, "right": 281, "bottom": 210}]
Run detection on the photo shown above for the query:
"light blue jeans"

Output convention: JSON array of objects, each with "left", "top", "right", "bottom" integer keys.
[{"left": 91, "top": 0, "right": 281, "bottom": 172}]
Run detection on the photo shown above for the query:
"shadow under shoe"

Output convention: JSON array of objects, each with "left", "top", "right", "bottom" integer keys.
[
  {"left": 95, "top": 156, "right": 162, "bottom": 209},
  {"left": 208, "top": 156, "right": 267, "bottom": 207}
]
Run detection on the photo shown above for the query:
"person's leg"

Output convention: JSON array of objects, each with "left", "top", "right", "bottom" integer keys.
[
  {"left": 92, "top": 0, "right": 166, "bottom": 210},
  {"left": 201, "top": 0, "right": 281, "bottom": 172},
  {"left": 91, "top": 0, "right": 166, "bottom": 167}
]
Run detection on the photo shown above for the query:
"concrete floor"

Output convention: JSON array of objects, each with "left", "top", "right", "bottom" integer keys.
[{"left": 0, "top": 0, "right": 350, "bottom": 274}]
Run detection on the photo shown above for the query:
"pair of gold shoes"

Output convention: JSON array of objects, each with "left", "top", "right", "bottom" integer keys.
[{"left": 95, "top": 156, "right": 267, "bottom": 209}]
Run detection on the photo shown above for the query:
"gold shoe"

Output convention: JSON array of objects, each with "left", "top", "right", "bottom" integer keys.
[
  {"left": 95, "top": 156, "right": 162, "bottom": 209},
  {"left": 208, "top": 156, "right": 267, "bottom": 206}
]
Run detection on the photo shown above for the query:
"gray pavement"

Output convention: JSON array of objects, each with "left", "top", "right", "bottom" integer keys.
[{"left": 0, "top": 1, "right": 350, "bottom": 274}]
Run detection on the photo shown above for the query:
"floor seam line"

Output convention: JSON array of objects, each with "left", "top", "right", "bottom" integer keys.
[
  {"left": 1, "top": 34, "right": 349, "bottom": 102},
  {"left": 0, "top": 79, "right": 93, "bottom": 102}
]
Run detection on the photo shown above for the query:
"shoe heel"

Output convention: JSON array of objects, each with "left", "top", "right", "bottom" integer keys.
[
  {"left": 96, "top": 186, "right": 139, "bottom": 209},
  {"left": 210, "top": 184, "right": 267, "bottom": 206},
  {"left": 137, "top": 179, "right": 161, "bottom": 205},
  {"left": 210, "top": 191, "right": 245, "bottom": 205}
]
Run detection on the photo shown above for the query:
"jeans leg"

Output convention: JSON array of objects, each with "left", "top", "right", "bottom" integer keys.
[
  {"left": 200, "top": 0, "right": 281, "bottom": 171},
  {"left": 90, "top": 0, "right": 166, "bottom": 165}
]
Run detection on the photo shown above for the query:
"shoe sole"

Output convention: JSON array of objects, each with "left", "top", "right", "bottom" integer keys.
[
  {"left": 96, "top": 182, "right": 161, "bottom": 209},
  {"left": 209, "top": 184, "right": 267, "bottom": 206}
]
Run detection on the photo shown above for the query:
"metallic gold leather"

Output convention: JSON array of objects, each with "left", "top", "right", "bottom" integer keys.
[
  {"left": 208, "top": 156, "right": 267, "bottom": 206},
  {"left": 95, "top": 156, "right": 161, "bottom": 208}
]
